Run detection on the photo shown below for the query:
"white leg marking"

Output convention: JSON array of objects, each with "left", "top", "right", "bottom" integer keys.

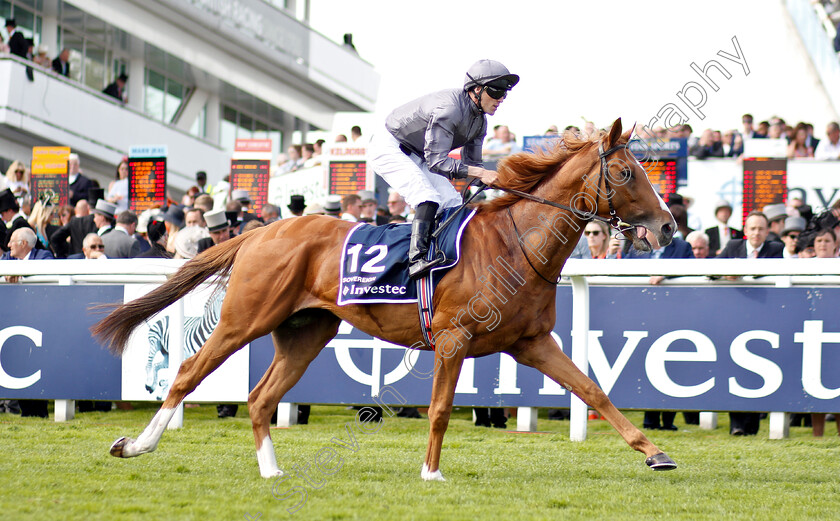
[
  {"left": 256, "top": 435, "right": 284, "bottom": 478},
  {"left": 421, "top": 462, "right": 446, "bottom": 482},
  {"left": 123, "top": 407, "right": 177, "bottom": 457}
]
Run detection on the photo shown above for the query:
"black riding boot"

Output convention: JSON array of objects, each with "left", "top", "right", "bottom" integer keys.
[{"left": 409, "top": 202, "right": 444, "bottom": 280}]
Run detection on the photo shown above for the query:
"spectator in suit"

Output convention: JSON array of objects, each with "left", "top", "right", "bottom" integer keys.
[
  {"left": 68, "top": 233, "right": 107, "bottom": 259},
  {"left": 102, "top": 210, "right": 142, "bottom": 258},
  {"left": 102, "top": 73, "right": 128, "bottom": 103},
  {"left": 68, "top": 154, "right": 94, "bottom": 205},
  {"left": 358, "top": 191, "right": 387, "bottom": 225},
  {"left": 340, "top": 194, "right": 362, "bottom": 222},
  {"left": 717, "top": 211, "right": 783, "bottom": 435},
  {"left": 287, "top": 195, "right": 305, "bottom": 217},
  {"left": 780, "top": 217, "right": 806, "bottom": 258},
  {"left": 762, "top": 203, "right": 787, "bottom": 244},
  {"left": 0, "top": 188, "right": 33, "bottom": 252},
  {"left": 685, "top": 230, "right": 710, "bottom": 259},
  {"left": 705, "top": 199, "right": 740, "bottom": 255},
  {"left": 386, "top": 191, "right": 410, "bottom": 220},
  {"left": 196, "top": 209, "right": 230, "bottom": 255},
  {"left": 184, "top": 208, "right": 206, "bottom": 228},
  {"left": 260, "top": 203, "right": 280, "bottom": 224},
  {"left": 50, "top": 199, "right": 116, "bottom": 257},
  {"left": 51, "top": 47, "right": 70, "bottom": 77},
  {"left": 814, "top": 122, "right": 840, "bottom": 160},
  {"left": 4, "top": 19, "right": 27, "bottom": 59},
  {"left": 741, "top": 114, "right": 763, "bottom": 139}
]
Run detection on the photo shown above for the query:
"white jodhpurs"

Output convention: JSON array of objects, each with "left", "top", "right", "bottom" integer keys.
[{"left": 369, "top": 127, "right": 463, "bottom": 211}]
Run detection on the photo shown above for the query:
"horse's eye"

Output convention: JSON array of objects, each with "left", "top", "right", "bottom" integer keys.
[{"left": 622, "top": 168, "right": 634, "bottom": 180}]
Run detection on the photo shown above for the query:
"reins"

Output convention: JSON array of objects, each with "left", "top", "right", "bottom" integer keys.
[{"left": 501, "top": 142, "right": 638, "bottom": 285}]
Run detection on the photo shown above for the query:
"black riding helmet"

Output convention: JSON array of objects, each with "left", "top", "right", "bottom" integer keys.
[{"left": 463, "top": 59, "right": 519, "bottom": 112}]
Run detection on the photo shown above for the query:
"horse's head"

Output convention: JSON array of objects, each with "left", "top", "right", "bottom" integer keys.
[{"left": 590, "top": 118, "right": 676, "bottom": 251}]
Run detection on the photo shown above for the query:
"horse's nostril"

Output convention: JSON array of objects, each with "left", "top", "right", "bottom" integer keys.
[{"left": 661, "top": 223, "right": 673, "bottom": 237}]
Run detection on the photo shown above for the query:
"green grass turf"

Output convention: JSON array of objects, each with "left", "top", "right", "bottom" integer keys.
[{"left": 1, "top": 403, "right": 838, "bottom": 520}]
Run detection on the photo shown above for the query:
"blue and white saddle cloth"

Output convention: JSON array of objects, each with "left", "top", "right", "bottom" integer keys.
[{"left": 337, "top": 207, "right": 477, "bottom": 305}]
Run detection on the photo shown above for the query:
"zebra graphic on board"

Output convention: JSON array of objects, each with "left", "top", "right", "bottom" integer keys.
[{"left": 144, "top": 287, "right": 226, "bottom": 399}]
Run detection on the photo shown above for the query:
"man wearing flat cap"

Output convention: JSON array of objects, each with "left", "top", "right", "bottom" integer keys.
[
  {"left": 705, "top": 199, "right": 741, "bottom": 255},
  {"left": 50, "top": 199, "right": 116, "bottom": 258}
]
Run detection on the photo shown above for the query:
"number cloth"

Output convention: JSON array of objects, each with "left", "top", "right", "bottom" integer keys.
[{"left": 337, "top": 207, "right": 477, "bottom": 305}]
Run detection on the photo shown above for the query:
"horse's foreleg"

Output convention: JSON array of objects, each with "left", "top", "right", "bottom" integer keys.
[
  {"left": 511, "top": 335, "right": 676, "bottom": 471},
  {"left": 248, "top": 311, "right": 341, "bottom": 478},
  {"left": 422, "top": 341, "right": 466, "bottom": 481}
]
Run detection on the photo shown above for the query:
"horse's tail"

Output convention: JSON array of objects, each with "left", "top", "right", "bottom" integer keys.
[{"left": 91, "top": 233, "right": 250, "bottom": 356}]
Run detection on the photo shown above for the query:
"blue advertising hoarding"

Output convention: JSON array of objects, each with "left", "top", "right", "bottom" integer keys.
[
  {"left": 3, "top": 284, "right": 840, "bottom": 413},
  {"left": 0, "top": 285, "right": 123, "bottom": 399}
]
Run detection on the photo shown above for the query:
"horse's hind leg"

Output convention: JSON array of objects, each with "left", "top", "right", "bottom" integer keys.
[
  {"left": 111, "top": 310, "right": 277, "bottom": 459},
  {"left": 511, "top": 334, "right": 677, "bottom": 471},
  {"left": 247, "top": 309, "right": 341, "bottom": 478}
]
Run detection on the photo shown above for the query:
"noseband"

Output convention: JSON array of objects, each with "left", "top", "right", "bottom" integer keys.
[{"left": 503, "top": 142, "right": 639, "bottom": 285}]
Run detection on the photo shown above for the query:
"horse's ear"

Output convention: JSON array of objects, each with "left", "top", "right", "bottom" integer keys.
[
  {"left": 607, "top": 118, "right": 623, "bottom": 147},
  {"left": 621, "top": 122, "right": 637, "bottom": 143}
]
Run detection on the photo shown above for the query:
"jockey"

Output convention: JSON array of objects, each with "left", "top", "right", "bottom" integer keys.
[{"left": 370, "top": 59, "right": 519, "bottom": 280}]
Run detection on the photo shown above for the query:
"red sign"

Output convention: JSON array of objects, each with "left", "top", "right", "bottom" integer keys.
[
  {"left": 235, "top": 139, "right": 273, "bottom": 153},
  {"left": 641, "top": 158, "right": 677, "bottom": 202}
]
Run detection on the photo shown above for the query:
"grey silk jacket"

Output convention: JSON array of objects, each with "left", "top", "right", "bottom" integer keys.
[{"left": 385, "top": 88, "right": 486, "bottom": 179}]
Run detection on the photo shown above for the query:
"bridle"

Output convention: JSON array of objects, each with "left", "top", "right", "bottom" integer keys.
[{"left": 503, "top": 142, "right": 639, "bottom": 285}]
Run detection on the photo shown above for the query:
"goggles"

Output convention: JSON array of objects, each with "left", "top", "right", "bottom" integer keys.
[{"left": 484, "top": 85, "right": 508, "bottom": 100}]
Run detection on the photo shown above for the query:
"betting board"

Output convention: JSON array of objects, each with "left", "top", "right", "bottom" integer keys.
[
  {"left": 742, "top": 158, "right": 787, "bottom": 227},
  {"left": 640, "top": 158, "right": 678, "bottom": 202},
  {"left": 230, "top": 158, "right": 270, "bottom": 212},
  {"left": 30, "top": 146, "right": 70, "bottom": 209},
  {"left": 128, "top": 145, "right": 168, "bottom": 213}
]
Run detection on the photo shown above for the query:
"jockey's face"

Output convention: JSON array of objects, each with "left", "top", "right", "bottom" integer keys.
[{"left": 470, "top": 86, "right": 505, "bottom": 116}]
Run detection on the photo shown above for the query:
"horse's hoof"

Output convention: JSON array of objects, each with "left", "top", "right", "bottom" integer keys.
[
  {"left": 421, "top": 463, "right": 446, "bottom": 481},
  {"left": 645, "top": 452, "right": 677, "bottom": 471},
  {"left": 110, "top": 436, "right": 133, "bottom": 458}
]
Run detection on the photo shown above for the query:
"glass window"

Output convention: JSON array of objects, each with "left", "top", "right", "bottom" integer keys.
[
  {"left": 60, "top": 30, "right": 84, "bottom": 82},
  {"left": 144, "top": 68, "right": 165, "bottom": 121},
  {"left": 190, "top": 103, "right": 207, "bottom": 139},
  {"left": 0, "top": 1, "right": 12, "bottom": 21},
  {"left": 163, "top": 78, "right": 183, "bottom": 122},
  {"left": 82, "top": 40, "right": 107, "bottom": 90}
]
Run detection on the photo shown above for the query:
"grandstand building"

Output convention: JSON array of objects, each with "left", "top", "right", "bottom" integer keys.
[{"left": 0, "top": 0, "right": 379, "bottom": 193}]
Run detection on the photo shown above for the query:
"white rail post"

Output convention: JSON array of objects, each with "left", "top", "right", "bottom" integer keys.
[
  {"left": 516, "top": 407, "right": 538, "bottom": 432},
  {"left": 276, "top": 402, "right": 298, "bottom": 427},
  {"left": 55, "top": 275, "right": 74, "bottom": 421},
  {"left": 570, "top": 275, "right": 590, "bottom": 441},
  {"left": 167, "top": 298, "right": 185, "bottom": 429},
  {"left": 699, "top": 412, "right": 718, "bottom": 430},
  {"left": 768, "top": 275, "right": 793, "bottom": 439}
]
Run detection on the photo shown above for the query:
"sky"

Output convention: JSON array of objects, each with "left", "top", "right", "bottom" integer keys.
[{"left": 308, "top": 0, "right": 837, "bottom": 140}]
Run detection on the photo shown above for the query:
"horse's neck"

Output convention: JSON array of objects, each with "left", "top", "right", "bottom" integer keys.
[{"left": 508, "top": 153, "right": 594, "bottom": 281}]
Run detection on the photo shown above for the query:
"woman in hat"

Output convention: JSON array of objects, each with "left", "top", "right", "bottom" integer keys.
[{"left": 369, "top": 59, "right": 518, "bottom": 279}]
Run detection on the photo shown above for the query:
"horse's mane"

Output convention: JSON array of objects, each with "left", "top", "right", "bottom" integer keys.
[{"left": 477, "top": 130, "right": 607, "bottom": 213}]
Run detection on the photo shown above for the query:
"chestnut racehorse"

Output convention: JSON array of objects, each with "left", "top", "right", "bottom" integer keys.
[{"left": 93, "top": 119, "right": 678, "bottom": 481}]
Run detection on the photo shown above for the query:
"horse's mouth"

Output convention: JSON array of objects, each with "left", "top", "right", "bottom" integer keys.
[{"left": 623, "top": 225, "right": 653, "bottom": 252}]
